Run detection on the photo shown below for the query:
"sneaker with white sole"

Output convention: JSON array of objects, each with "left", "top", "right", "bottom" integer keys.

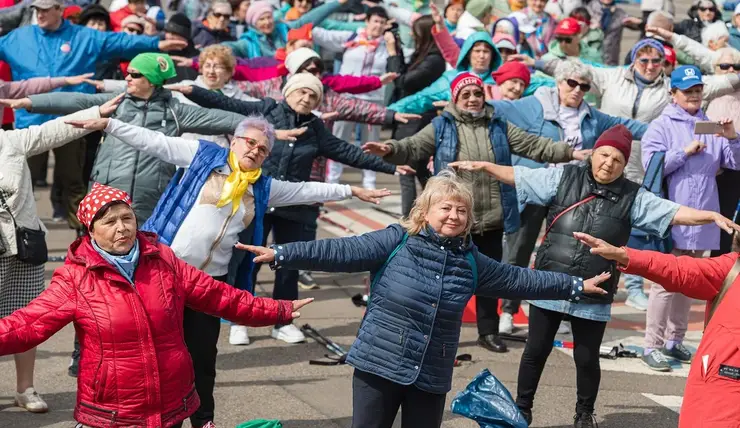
[
  {"left": 15, "top": 387, "right": 48, "bottom": 413},
  {"left": 272, "top": 324, "right": 306, "bottom": 343},
  {"left": 202, "top": 422, "right": 217, "bottom": 428},
  {"left": 625, "top": 291, "right": 649, "bottom": 311},
  {"left": 229, "top": 324, "right": 250, "bottom": 346},
  {"left": 557, "top": 321, "right": 571, "bottom": 335},
  {"left": 643, "top": 349, "right": 672, "bottom": 372},
  {"left": 499, "top": 312, "right": 514, "bottom": 335}
]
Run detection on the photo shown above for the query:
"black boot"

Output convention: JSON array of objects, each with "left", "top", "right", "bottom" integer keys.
[
  {"left": 518, "top": 407, "right": 532, "bottom": 425},
  {"left": 477, "top": 334, "right": 508, "bottom": 353},
  {"left": 574, "top": 412, "right": 598, "bottom": 428},
  {"left": 68, "top": 336, "right": 80, "bottom": 377}
]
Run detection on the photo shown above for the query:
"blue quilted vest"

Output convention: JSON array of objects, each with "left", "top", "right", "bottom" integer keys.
[
  {"left": 432, "top": 112, "right": 520, "bottom": 233},
  {"left": 142, "top": 140, "right": 272, "bottom": 291},
  {"left": 346, "top": 226, "right": 481, "bottom": 394}
]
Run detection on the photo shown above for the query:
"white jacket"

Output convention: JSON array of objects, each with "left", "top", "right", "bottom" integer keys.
[
  {"left": 0, "top": 107, "right": 100, "bottom": 257},
  {"left": 339, "top": 33, "right": 389, "bottom": 103}
]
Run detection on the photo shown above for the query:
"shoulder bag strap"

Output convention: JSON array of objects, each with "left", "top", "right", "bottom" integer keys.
[
  {"left": 0, "top": 191, "right": 18, "bottom": 228},
  {"left": 531, "top": 194, "right": 597, "bottom": 268},
  {"left": 705, "top": 255, "right": 740, "bottom": 327}
]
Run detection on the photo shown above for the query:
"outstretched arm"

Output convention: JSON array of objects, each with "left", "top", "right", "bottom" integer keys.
[
  {"left": 177, "top": 85, "right": 272, "bottom": 116},
  {"left": 238, "top": 225, "right": 406, "bottom": 273},
  {"left": 268, "top": 180, "right": 391, "bottom": 206},
  {"left": 12, "top": 106, "right": 102, "bottom": 158},
  {"left": 450, "top": 163, "right": 561, "bottom": 207},
  {"left": 101, "top": 118, "right": 199, "bottom": 167}
]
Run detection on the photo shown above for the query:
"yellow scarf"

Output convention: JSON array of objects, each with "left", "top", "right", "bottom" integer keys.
[{"left": 216, "top": 151, "right": 262, "bottom": 215}]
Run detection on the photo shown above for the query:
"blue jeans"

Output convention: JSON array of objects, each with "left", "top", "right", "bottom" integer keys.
[{"left": 623, "top": 274, "right": 645, "bottom": 296}]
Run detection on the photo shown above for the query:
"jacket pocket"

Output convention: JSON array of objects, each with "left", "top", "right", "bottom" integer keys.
[
  {"left": 366, "top": 317, "right": 408, "bottom": 372},
  {"left": 94, "top": 360, "right": 110, "bottom": 403}
]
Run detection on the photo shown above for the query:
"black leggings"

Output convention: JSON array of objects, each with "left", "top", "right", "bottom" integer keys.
[{"left": 515, "top": 305, "right": 607, "bottom": 415}]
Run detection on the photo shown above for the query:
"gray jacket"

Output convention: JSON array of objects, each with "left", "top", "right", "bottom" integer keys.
[{"left": 29, "top": 89, "right": 245, "bottom": 221}]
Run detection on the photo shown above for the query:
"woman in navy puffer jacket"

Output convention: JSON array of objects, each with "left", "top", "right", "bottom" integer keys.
[{"left": 240, "top": 170, "right": 610, "bottom": 428}]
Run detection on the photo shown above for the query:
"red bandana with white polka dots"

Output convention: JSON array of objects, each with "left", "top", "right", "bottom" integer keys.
[{"left": 77, "top": 182, "right": 132, "bottom": 229}]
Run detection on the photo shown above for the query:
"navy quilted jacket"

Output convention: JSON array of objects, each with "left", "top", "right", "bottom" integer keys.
[{"left": 271, "top": 224, "right": 586, "bottom": 393}]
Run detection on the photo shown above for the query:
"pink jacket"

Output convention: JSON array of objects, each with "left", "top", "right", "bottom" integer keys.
[
  {"left": 432, "top": 25, "right": 461, "bottom": 67},
  {"left": 0, "top": 76, "right": 67, "bottom": 99}
]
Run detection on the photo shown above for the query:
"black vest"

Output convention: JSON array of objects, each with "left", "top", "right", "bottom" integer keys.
[{"left": 534, "top": 164, "right": 641, "bottom": 304}]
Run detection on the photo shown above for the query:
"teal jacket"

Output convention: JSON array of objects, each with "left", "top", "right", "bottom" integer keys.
[
  {"left": 224, "top": 1, "right": 341, "bottom": 58},
  {"left": 276, "top": 3, "right": 362, "bottom": 32},
  {"left": 387, "top": 32, "right": 501, "bottom": 114}
]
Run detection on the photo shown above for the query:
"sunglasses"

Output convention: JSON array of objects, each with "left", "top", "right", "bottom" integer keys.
[
  {"left": 556, "top": 37, "right": 573, "bottom": 43},
  {"left": 698, "top": 6, "right": 713, "bottom": 11},
  {"left": 566, "top": 79, "right": 591, "bottom": 92},
  {"left": 128, "top": 72, "right": 145, "bottom": 79},
  {"left": 212, "top": 12, "right": 231, "bottom": 18},
  {"left": 124, "top": 26, "right": 143, "bottom": 34},
  {"left": 638, "top": 57, "right": 663, "bottom": 65},
  {"left": 718, "top": 63, "right": 740, "bottom": 71},
  {"left": 460, "top": 90, "right": 484, "bottom": 100},
  {"left": 303, "top": 66, "right": 320, "bottom": 74}
]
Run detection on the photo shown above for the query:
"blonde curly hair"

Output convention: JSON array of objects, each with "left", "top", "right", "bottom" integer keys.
[
  {"left": 400, "top": 169, "right": 475, "bottom": 236},
  {"left": 198, "top": 45, "right": 236, "bottom": 75}
]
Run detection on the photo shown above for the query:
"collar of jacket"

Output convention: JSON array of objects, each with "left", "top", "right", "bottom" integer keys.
[
  {"left": 65, "top": 231, "right": 161, "bottom": 272},
  {"left": 535, "top": 86, "right": 591, "bottom": 122},
  {"left": 623, "top": 65, "right": 665, "bottom": 87},
  {"left": 126, "top": 87, "right": 172, "bottom": 105},
  {"left": 279, "top": 99, "right": 318, "bottom": 127},
  {"left": 193, "top": 75, "right": 243, "bottom": 99},
  {"left": 445, "top": 103, "right": 494, "bottom": 123},
  {"left": 419, "top": 225, "right": 472, "bottom": 252},
  {"left": 39, "top": 18, "right": 70, "bottom": 35},
  {"left": 663, "top": 101, "right": 708, "bottom": 122},
  {"left": 583, "top": 160, "right": 630, "bottom": 200}
]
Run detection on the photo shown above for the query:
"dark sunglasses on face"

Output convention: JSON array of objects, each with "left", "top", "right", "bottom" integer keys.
[
  {"left": 638, "top": 57, "right": 663, "bottom": 65},
  {"left": 303, "top": 67, "right": 320, "bottom": 74},
  {"left": 556, "top": 37, "right": 573, "bottom": 44},
  {"left": 212, "top": 12, "right": 231, "bottom": 18},
  {"left": 719, "top": 63, "right": 740, "bottom": 71},
  {"left": 460, "top": 90, "right": 484, "bottom": 100},
  {"left": 698, "top": 6, "right": 713, "bottom": 11},
  {"left": 128, "top": 72, "right": 145, "bottom": 79},
  {"left": 125, "top": 26, "right": 143, "bottom": 34},
  {"left": 566, "top": 79, "right": 591, "bottom": 92}
]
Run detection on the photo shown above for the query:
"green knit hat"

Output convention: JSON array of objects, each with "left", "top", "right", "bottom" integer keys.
[{"left": 128, "top": 53, "right": 177, "bottom": 86}]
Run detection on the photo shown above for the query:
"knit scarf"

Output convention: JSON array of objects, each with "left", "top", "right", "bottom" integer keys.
[
  {"left": 92, "top": 238, "right": 140, "bottom": 285},
  {"left": 216, "top": 151, "right": 262, "bottom": 215}
]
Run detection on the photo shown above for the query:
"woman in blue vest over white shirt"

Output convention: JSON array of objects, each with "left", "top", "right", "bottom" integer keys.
[
  {"left": 362, "top": 72, "right": 592, "bottom": 354},
  {"left": 239, "top": 170, "right": 611, "bottom": 428}
]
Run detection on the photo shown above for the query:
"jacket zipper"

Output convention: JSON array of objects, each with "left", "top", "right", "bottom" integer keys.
[
  {"left": 199, "top": 209, "right": 237, "bottom": 271},
  {"left": 443, "top": 344, "right": 446, "bottom": 358},
  {"left": 80, "top": 402, "right": 118, "bottom": 424}
]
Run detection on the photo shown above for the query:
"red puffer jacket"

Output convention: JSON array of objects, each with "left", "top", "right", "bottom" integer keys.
[
  {"left": 0, "top": 232, "right": 293, "bottom": 427},
  {"left": 621, "top": 248, "right": 740, "bottom": 428}
]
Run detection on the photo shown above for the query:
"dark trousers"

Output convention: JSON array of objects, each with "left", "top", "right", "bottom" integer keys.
[
  {"left": 399, "top": 158, "right": 432, "bottom": 217},
  {"left": 252, "top": 213, "right": 317, "bottom": 303},
  {"left": 516, "top": 305, "right": 607, "bottom": 415},
  {"left": 183, "top": 274, "right": 227, "bottom": 428},
  {"left": 471, "top": 229, "right": 504, "bottom": 336},
  {"left": 28, "top": 138, "right": 87, "bottom": 229},
  {"left": 351, "top": 369, "right": 446, "bottom": 428},
  {"left": 712, "top": 170, "right": 740, "bottom": 256},
  {"left": 501, "top": 204, "right": 548, "bottom": 315}
]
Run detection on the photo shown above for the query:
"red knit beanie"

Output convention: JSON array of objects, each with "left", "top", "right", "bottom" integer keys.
[
  {"left": 491, "top": 61, "right": 531, "bottom": 87},
  {"left": 450, "top": 72, "right": 483, "bottom": 102},
  {"left": 593, "top": 125, "right": 633, "bottom": 162}
]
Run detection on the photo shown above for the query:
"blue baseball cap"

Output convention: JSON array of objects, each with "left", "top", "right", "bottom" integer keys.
[{"left": 671, "top": 65, "right": 703, "bottom": 91}]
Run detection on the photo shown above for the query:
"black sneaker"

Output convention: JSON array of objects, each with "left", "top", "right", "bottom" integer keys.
[
  {"left": 298, "top": 271, "right": 319, "bottom": 290},
  {"left": 68, "top": 350, "right": 80, "bottom": 378},
  {"left": 573, "top": 412, "right": 598, "bottom": 428},
  {"left": 661, "top": 343, "right": 692, "bottom": 363},
  {"left": 518, "top": 407, "right": 532, "bottom": 425}
]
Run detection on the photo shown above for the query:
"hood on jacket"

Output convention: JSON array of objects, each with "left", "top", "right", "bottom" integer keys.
[
  {"left": 456, "top": 32, "right": 502, "bottom": 75},
  {"left": 687, "top": 0, "right": 721, "bottom": 22},
  {"left": 663, "top": 101, "right": 708, "bottom": 122},
  {"left": 493, "top": 17, "right": 520, "bottom": 44},
  {"left": 443, "top": 102, "right": 495, "bottom": 123},
  {"left": 66, "top": 232, "right": 160, "bottom": 270},
  {"left": 534, "top": 86, "right": 591, "bottom": 121}
]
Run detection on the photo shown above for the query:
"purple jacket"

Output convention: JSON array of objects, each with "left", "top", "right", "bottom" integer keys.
[{"left": 641, "top": 103, "right": 740, "bottom": 250}]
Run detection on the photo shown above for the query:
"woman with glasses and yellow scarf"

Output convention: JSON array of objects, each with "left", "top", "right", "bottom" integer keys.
[{"left": 66, "top": 113, "right": 391, "bottom": 428}]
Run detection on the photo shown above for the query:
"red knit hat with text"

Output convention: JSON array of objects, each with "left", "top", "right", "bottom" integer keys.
[
  {"left": 450, "top": 72, "right": 483, "bottom": 102},
  {"left": 77, "top": 183, "right": 132, "bottom": 230},
  {"left": 593, "top": 125, "right": 633, "bottom": 162},
  {"left": 491, "top": 61, "right": 531, "bottom": 87}
]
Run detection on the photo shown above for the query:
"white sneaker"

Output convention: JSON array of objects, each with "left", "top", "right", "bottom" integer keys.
[
  {"left": 15, "top": 387, "right": 48, "bottom": 413},
  {"left": 557, "top": 321, "right": 571, "bottom": 335},
  {"left": 271, "top": 324, "right": 306, "bottom": 343},
  {"left": 499, "top": 312, "right": 514, "bottom": 335},
  {"left": 229, "top": 324, "right": 250, "bottom": 346}
]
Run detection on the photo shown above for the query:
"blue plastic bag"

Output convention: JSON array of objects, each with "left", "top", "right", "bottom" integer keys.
[{"left": 450, "top": 369, "right": 529, "bottom": 428}]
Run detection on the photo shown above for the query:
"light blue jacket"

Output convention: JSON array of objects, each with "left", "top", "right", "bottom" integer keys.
[{"left": 387, "top": 31, "right": 501, "bottom": 114}]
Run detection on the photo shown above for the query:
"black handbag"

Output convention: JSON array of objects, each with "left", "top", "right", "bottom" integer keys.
[{"left": 0, "top": 191, "right": 48, "bottom": 266}]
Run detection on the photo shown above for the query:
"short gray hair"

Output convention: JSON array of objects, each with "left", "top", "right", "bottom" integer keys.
[
  {"left": 646, "top": 10, "right": 674, "bottom": 28},
  {"left": 554, "top": 60, "right": 592, "bottom": 83},
  {"left": 702, "top": 21, "right": 730, "bottom": 46},
  {"left": 714, "top": 47, "right": 740, "bottom": 65},
  {"left": 234, "top": 115, "right": 276, "bottom": 152}
]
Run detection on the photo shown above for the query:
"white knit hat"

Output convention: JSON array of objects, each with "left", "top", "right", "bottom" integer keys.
[
  {"left": 282, "top": 73, "right": 323, "bottom": 103},
  {"left": 285, "top": 48, "right": 321, "bottom": 75}
]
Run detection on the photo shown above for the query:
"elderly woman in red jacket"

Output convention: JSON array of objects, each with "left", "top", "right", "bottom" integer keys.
[
  {"left": 574, "top": 231, "right": 740, "bottom": 428},
  {"left": 0, "top": 183, "right": 312, "bottom": 428}
]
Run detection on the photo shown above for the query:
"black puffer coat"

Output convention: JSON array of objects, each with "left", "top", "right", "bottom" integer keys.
[{"left": 675, "top": 0, "right": 721, "bottom": 43}]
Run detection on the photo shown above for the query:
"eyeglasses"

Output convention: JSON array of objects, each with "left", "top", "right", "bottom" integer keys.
[
  {"left": 212, "top": 12, "right": 231, "bottom": 19},
  {"left": 128, "top": 72, "right": 145, "bottom": 79},
  {"left": 718, "top": 63, "right": 740, "bottom": 71},
  {"left": 459, "top": 90, "right": 484, "bottom": 100},
  {"left": 566, "top": 79, "right": 591, "bottom": 92},
  {"left": 202, "top": 63, "right": 227, "bottom": 72},
  {"left": 235, "top": 136, "right": 269, "bottom": 156},
  {"left": 638, "top": 57, "right": 663, "bottom": 65},
  {"left": 698, "top": 6, "right": 713, "bottom": 11},
  {"left": 124, "top": 26, "right": 143, "bottom": 34},
  {"left": 556, "top": 37, "right": 573, "bottom": 43}
]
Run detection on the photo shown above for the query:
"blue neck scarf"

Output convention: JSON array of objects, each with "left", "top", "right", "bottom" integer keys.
[{"left": 92, "top": 238, "right": 140, "bottom": 285}]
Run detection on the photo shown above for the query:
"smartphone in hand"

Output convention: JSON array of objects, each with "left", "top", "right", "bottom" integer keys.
[{"left": 694, "top": 121, "right": 723, "bottom": 135}]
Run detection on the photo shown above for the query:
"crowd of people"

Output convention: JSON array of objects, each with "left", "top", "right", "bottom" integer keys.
[{"left": 1, "top": 0, "right": 740, "bottom": 426}]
